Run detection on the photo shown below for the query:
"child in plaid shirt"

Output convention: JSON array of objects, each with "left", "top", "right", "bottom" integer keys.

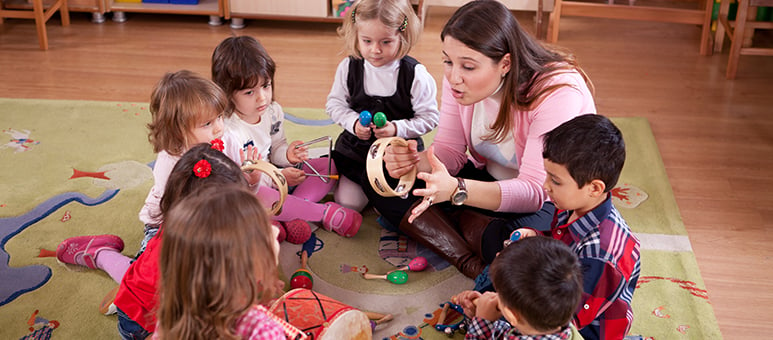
[
  {"left": 514, "top": 114, "right": 641, "bottom": 340},
  {"left": 453, "top": 236, "right": 584, "bottom": 340}
]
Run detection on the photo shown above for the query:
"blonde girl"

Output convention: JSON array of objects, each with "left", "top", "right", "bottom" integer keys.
[
  {"left": 326, "top": 0, "right": 439, "bottom": 213},
  {"left": 154, "top": 184, "right": 284, "bottom": 340}
]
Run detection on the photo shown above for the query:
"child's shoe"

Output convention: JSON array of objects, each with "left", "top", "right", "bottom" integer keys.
[
  {"left": 56, "top": 234, "right": 124, "bottom": 269},
  {"left": 284, "top": 219, "right": 312, "bottom": 244},
  {"left": 321, "top": 202, "right": 361, "bottom": 237}
]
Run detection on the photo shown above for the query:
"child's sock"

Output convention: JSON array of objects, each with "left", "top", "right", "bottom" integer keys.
[
  {"left": 257, "top": 186, "right": 326, "bottom": 222},
  {"left": 292, "top": 157, "right": 337, "bottom": 202},
  {"left": 95, "top": 249, "right": 132, "bottom": 284}
]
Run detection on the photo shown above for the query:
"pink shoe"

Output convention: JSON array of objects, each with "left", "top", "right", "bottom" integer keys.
[
  {"left": 56, "top": 235, "right": 124, "bottom": 269},
  {"left": 321, "top": 202, "right": 361, "bottom": 238},
  {"left": 284, "top": 219, "right": 312, "bottom": 244}
]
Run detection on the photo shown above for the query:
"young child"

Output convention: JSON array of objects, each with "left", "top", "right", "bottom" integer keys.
[
  {"left": 212, "top": 35, "right": 361, "bottom": 238},
  {"left": 56, "top": 143, "right": 252, "bottom": 339},
  {"left": 56, "top": 70, "right": 227, "bottom": 283},
  {"left": 515, "top": 114, "right": 641, "bottom": 340},
  {"left": 453, "top": 236, "right": 584, "bottom": 339},
  {"left": 139, "top": 70, "right": 228, "bottom": 253},
  {"left": 153, "top": 184, "right": 285, "bottom": 339},
  {"left": 326, "top": 0, "right": 439, "bottom": 212}
]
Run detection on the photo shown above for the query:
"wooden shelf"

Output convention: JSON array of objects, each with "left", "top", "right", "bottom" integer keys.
[{"left": 3, "top": 0, "right": 103, "bottom": 13}]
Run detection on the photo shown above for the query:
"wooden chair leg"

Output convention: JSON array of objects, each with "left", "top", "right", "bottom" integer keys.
[
  {"left": 32, "top": 0, "right": 48, "bottom": 50},
  {"left": 61, "top": 0, "right": 70, "bottom": 27},
  {"left": 547, "top": 0, "right": 563, "bottom": 43},
  {"left": 699, "top": 0, "right": 714, "bottom": 55},
  {"left": 727, "top": 0, "right": 750, "bottom": 79},
  {"left": 715, "top": 0, "right": 732, "bottom": 53}
]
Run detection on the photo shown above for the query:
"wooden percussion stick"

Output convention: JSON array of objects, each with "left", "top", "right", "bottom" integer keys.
[
  {"left": 300, "top": 249, "right": 308, "bottom": 270},
  {"left": 438, "top": 302, "right": 451, "bottom": 325},
  {"left": 363, "top": 311, "right": 394, "bottom": 324}
]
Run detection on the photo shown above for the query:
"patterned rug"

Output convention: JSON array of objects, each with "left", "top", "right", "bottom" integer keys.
[{"left": 0, "top": 98, "right": 721, "bottom": 339}]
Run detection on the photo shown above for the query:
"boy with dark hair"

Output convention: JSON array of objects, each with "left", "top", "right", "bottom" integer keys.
[
  {"left": 452, "top": 236, "right": 584, "bottom": 339},
  {"left": 518, "top": 114, "right": 641, "bottom": 340}
]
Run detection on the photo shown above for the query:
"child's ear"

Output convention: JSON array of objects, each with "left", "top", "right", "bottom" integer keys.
[{"left": 587, "top": 179, "right": 606, "bottom": 197}]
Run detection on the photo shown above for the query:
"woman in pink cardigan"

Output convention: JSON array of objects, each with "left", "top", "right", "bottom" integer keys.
[{"left": 366, "top": 0, "right": 596, "bottom": 279}]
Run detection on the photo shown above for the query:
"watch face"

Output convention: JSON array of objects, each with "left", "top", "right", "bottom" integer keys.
[{"left": 452, "top": 191, "right": 468, "bottom": 205}]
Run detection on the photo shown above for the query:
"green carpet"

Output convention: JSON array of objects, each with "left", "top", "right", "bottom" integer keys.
[{"left": 0, "top": 98, "right": 721, "bottom": 339}]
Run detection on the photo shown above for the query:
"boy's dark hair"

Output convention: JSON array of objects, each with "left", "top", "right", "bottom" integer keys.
[
  {"left": 542, "top": 114, "right": 625, "bottom": 191},
  {"left": 211, "top": 35, "right": 276, "bottom": 115},
  {"left": 157, "top": 143, "right": 248, "bottom": 218},
  {"left": 490, "top": 237, "right": 583, "bottom": 332}
]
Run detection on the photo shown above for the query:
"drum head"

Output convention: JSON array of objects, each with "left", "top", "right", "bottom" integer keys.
[{"left": 318, "top": 309, "right": 372, "bottom": 340}]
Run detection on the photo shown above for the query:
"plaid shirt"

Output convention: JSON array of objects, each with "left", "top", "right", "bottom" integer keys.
[
  {"left": 547, "top": 195, "right": 641, "bottom": 340},
  {"left": 465, "top": 317, "right": 574, "bottom": 340}
]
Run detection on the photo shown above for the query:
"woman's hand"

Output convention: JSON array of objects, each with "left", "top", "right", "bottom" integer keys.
[
  {"left": 384, "top": 139, "right": 420, "bottom": 179},
  {"left": 407, "top": 146, "right": 456, "bottom": 223},
  {"left": 354, "top": 120, "right": 373, "bottom": 140},
  {"left": 451, "top": 290, "right": 481, "bottom": 319},
  {"left": 373, "top": 121, "right": 396, "bottom": 139},
  {"left": 287, "top": 140, "right": 308, "bottom": 165},
  {"left": 474, "top": 292, "right": 503, "bottom": 322},
  {"left": 240, "top": 145, "right": 262, "bottom": 186},
  {"left": 282, "top": 167, "right": 306, "bottom": 187}
]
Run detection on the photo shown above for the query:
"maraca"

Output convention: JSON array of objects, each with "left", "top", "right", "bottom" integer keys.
[
  {"left": 359, "top": 110, "right": 372, "bottom": 126},
  {"left": 290, "top": 233, "right": 317, "bottom": 289},
  {"left": 389, "top": 256, "right": 427, "bottom": 274},
  {"left": 400, "top": 256, "right": 427, "bottom": 272},
  {"left": 290, "top": 268, "right": 313, "bottom": 289},
  {"left": 363, "top": 270, "right": 408, "bottom": 284},
  {"left": 373, "top": 111, "right": 387, "bottom": 128},
  {"left": 502, "top": 230, "right": 522, "bottom": 248}
]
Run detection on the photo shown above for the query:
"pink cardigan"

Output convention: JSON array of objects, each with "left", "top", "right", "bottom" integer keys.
[{"left": 432, "top": 71, "right": 595, "bottom": 213}]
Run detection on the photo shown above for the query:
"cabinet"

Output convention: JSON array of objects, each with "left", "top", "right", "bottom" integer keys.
[
  {"left": 227, "top": 0, "right": 420, "bottom": 28},
  {"left": 106, "top": 0, "right": 228, "bottom": 24}
]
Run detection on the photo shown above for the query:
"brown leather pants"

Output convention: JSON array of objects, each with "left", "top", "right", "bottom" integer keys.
[{"left": 398, "top": 202, "right": 491, "bottom": 279}]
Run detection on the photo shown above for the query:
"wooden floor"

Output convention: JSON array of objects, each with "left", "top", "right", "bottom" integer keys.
[{"left": 1, "top": 6, "right": 772, "bottom": 339}]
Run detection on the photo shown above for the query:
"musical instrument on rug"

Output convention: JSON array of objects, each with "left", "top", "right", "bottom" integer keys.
[
  {"left": 366, "top": 137, "right": 417, "bottom": 198},
  {"left": 268, "top": 288, "right": 372, "bottom": 340}
]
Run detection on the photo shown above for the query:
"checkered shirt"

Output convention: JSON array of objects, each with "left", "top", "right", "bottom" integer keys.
[
  {"left": 465, "top": 317, "right": 573, "bottom": 340},
  {"left": 548, "top": 195, "right": 641, "bottom": 340}
]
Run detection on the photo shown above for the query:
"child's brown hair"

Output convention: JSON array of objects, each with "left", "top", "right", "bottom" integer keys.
[
  {"left": 147, "top": 70, "right": 228, "bottom": 156},
  {"left": 156, "top": 184, "right": 280, "bottom": 339}
]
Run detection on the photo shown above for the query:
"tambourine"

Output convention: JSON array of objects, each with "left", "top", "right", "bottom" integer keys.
[
  {"left": 366, "top": 137, "right": 417, "bottom": 198},
  {"left": 241, "top": 160, "right": 287, "bottom": 215}
]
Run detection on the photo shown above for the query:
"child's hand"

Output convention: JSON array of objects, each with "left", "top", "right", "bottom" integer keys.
[
  {"left": 282, "top": 167, "right": 306, "bottom": 187},
  {"left": 515, "top": 228, "right": 538, "bottom": 239},
  {"left": 451, "top": 290, "right": 481, "bottom": 319},
  {"left": 354, "top": 120, "right": 373, "bottom": 140},
  {"left": 287, "top": 140, "right": 308, "bottom": 165},
  {"left": 240, "top": 145, "right": 262, "bottom": 186},
  {"left": 373, "top": 121, "right": 396, "bottom": 138},
  {"left": 474, "top": 292, "right": 503, "bottom": 322}
]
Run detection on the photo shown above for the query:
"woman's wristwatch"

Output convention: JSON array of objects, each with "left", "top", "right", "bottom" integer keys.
[{"left": 450, "top": 177, "right": 468, "bottom": 206}]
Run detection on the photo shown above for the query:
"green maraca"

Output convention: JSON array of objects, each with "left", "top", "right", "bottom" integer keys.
[
  {"left": 363, "top": 270, "right": 408, "bottom": 284},
  {"left": 373, "top": 111, "right": 388, "bottom": 128}
]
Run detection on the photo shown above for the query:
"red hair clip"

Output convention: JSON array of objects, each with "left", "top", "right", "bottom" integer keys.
[
  {"left": 210, "top": 138, "right": 224, "bottom": 152},
  {"left": 193, "top": 159, "right": 212, "bottom": 178}
]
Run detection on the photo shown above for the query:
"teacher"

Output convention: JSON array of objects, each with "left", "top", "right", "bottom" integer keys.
[{"left": 365, "top": 0, "right": 596, "bottom": 279}]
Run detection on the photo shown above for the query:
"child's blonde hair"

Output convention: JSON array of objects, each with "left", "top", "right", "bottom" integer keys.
[
  {"left": 339, "top": 0, "right": 421, "bottom": 60},
  {"left": 155, "top": 184, "right": 280, "bottom": 340},
  {"left": 147, "top": 70, "right": 228, "bottom": 156}
]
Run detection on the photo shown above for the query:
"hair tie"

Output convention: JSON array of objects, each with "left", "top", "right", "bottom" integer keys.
[
  {"left": 210, "top": 138, "right": 224, "bottom": 152},
  {"left": 399, "top": 16, "right": 407, "bottom": 32},
  {"left": 193, "top": 159, "right": 212, "bottom": 178},
  {"left": 351, "top": 5, "right": 357, "bottom": 23}
]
